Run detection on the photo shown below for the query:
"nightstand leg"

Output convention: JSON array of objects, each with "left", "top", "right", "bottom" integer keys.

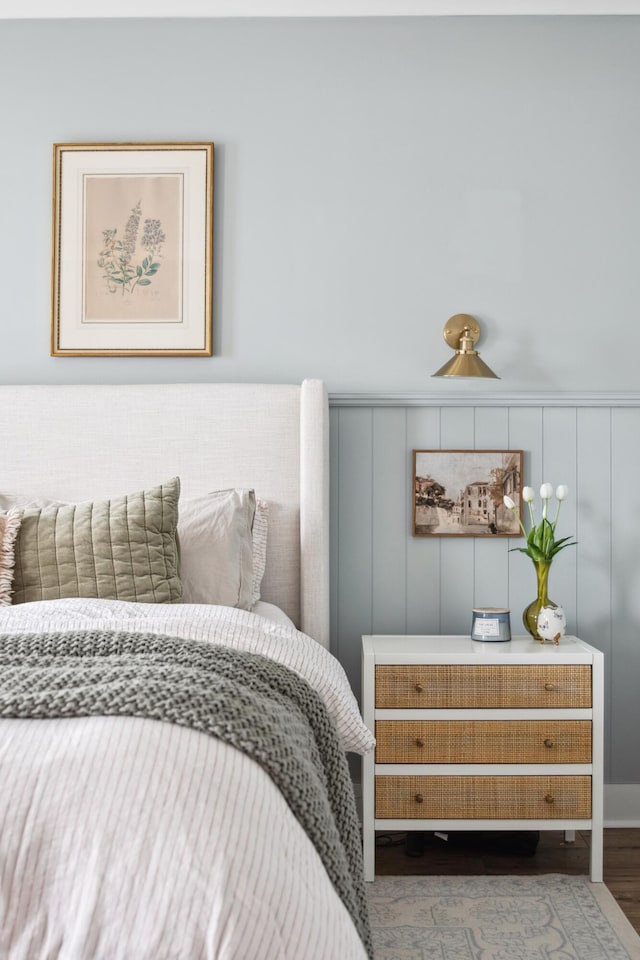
[
  {"left": 590, "top": 823, "right": 604, "bottom": 883},
  {"left": 590, "top": 647, "right": 605, "bottom": 882}
]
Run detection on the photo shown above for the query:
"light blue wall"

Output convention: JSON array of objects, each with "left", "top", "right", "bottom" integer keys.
[
  {"left": 1, "top": 17, "right": 639, "bottom": 787},
  {"left": 1, "top": 16, "right": 640, "bottom": 391}
]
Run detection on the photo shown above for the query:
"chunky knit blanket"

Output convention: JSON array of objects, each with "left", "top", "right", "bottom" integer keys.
[{"left": 0, "top": 630, "right": 372, "bottom": 959}]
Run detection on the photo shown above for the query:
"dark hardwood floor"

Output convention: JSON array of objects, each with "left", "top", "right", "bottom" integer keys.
[{"left": 373, "top": 828, "right": 640, "bottom": 935}]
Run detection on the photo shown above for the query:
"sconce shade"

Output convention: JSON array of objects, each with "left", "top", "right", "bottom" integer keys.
[
  {"left": 432, "top": 314, "right": 499, "bottom": 379},
  {"left": 432, "top": 352, "right": 500, "bottom": 379}
]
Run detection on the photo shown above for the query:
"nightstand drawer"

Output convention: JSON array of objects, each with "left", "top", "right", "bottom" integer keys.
[
  {"left": 375, "top": 775, "right": 592, "bottom": 819},
  {"left": 375, "top": 664, "right": 591, "bottom": 708},
  {"left": 375, "top": 720, "right": 592, "bottom": 763}
]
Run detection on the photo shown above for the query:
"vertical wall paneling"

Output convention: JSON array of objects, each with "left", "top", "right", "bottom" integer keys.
[
  {"left": 330, "top": 396, "right": 639, "bottom": 788},
  {"left": 372, "top": 408, "right": 407, "bottom": 634},
  {"left": 329, "top": 407, "right": 340, "bottom": 658},
  {"left": 507, "top": 407, "right": 544, "bottom": 635},
  {"left": 406, "top": 407, "right": 442, "bottom": 634},
  {"left": 541, "top": 408, "right": 578, "bottom": 635},
  {"left": 439, "top": 408, "right": 476, "bottom": 634},
  {"left": 334, "top": 408, "right": 374, "bottom": 704},
  {"left": 610, "top": 409, "right": 640, "bottom": 782},
  {"left": 576, "top": 407, "right": 612, "bottom": 781},
  {"left": 473, "top": 407, "right": 510, "bottom": 611}
]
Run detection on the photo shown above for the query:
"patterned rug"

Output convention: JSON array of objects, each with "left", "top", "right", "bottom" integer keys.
[{"left": 367, "top": 875, "right": 640, "bottom": 959}]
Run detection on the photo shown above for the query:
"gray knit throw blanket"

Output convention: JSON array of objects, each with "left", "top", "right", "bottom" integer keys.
[{"left": 0, "top": 631, "right": 372, "bottom": 959}]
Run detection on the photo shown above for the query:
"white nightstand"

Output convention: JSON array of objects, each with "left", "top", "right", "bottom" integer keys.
[{"left": 361, "top": 634, "right": 604, "bottom": 882}]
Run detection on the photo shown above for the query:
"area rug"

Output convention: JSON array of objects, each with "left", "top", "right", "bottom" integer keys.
[{"left": 367, "top": 875, "right": 640, "bottom": 959}]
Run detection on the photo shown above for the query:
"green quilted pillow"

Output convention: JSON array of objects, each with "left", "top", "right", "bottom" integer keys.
[{"left": 11, "top": 478, "right": 182, "bottom": 605}]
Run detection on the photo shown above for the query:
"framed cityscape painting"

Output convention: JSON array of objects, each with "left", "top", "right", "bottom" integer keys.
[
  {"left": 412, "top": 449, "right": 523, "bottom": 537},
  {"left": 51, "top": 142, "right": 214, "bottom": 356}
]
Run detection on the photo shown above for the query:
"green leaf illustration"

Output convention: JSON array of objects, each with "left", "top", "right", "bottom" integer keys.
[{"left": 99, "top": 207, "right": 165, "bottom": 296}]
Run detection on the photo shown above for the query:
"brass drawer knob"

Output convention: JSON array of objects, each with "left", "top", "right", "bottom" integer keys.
[
  {"left": 415, "top": 794, "right": 424, "bottom": 804},
  {"left": 544, "top": 794, "right": 555, "bottom": 804},
  {"left": 544, "top": 739, "right": 554, "bottom": 749},
  {"left": 544, "top": 682, "right": 557, "bottom": 692},
  {"left": 414, "top": 683, "right": 424, "bottom": 693},
  {"left": 415, "top": 738, "right": 425, "bottom": 748}
]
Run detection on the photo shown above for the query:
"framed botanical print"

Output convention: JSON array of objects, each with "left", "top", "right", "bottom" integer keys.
[
  {"left": 51, "top": 142, "right": 214, "bottom": 356},
  {"left": 413, "top": 449, "right": 523, "bottom": 536}
]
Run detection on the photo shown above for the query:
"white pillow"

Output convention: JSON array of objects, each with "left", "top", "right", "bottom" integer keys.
[
  {"left": 178, "top": 489, "right": 256, "bottom": 609},
  {"left": 251, "top": 499, "right": 268, "bottom": 604}
]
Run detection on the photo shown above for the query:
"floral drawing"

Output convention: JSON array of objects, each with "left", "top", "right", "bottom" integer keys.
[{"left": 98, "top": 201, "right": 166, "bottom": 295}]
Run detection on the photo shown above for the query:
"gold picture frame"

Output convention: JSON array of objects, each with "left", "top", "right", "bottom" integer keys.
[
  {"left": 412, "top": 449, "right": 523, "bottom": 537},
  {"left": 51, "top": 142, "right": 214, "bottom": 357}
]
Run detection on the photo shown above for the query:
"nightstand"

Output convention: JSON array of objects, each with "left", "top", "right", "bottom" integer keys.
[{"left": 361, "top": 634, "right": 604, "bottom": 882}]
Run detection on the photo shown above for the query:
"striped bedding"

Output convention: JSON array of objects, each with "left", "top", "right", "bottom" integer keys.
[{"left": 0, "top": 600, "right": 374, "bottom": 960}]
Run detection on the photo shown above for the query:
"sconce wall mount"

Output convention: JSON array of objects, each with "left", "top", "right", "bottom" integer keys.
[{"left": 432, "top": 314, "right": 499, "bottom": 379}]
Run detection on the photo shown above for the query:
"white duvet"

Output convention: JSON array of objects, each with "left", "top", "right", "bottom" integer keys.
[{"left": 0, "top": 600, "right": 374, "bottom": 960}]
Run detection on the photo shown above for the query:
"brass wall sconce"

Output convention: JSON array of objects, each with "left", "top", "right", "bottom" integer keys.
[{"left": 432, "top": 314, "right": 499, "bottom": 379}]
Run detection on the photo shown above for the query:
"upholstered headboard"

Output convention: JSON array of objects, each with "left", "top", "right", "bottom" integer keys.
[{"left": 0, "top": 380, "right": 330, "bottom": 647}]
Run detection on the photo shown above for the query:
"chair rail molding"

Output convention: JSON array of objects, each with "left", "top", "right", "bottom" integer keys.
[
  {"left": 5, "top": 0, "right": 640, "bottom": 17},
  {"left": 329, "top": 392, "right": 640, "bottom": 408}
]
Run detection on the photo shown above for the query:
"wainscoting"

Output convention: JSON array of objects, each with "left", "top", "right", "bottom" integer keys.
[{"left": 329, "top": 394, "right": 640, "bottom": 794}]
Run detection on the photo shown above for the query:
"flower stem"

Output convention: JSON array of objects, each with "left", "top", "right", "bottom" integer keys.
[{"left": 553, "top": 499, "right": 562, "bottom": 532}]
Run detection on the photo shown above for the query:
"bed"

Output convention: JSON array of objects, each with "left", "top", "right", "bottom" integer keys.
[{"left": 0, "top": 380, "right": 374, "bottom": 960}]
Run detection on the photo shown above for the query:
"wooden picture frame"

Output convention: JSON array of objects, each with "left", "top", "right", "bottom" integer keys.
[
  {"left": 412, "top": 449, "right": 523, "bottom": 537},
  {"left": 51, "top": 142, "right": 214, "bottom": 356}
]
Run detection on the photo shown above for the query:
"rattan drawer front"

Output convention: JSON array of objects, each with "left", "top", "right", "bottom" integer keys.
[
  {"left": 375, "top": 775, "right": 591, "bottom": 819},
  {"left": 375, "top": 664, "right": 591, "bottom": 708},
  {"left": 375, "top": 720, "right": 592, "bottom": 764}
]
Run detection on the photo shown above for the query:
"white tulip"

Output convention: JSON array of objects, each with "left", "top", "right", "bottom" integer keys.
[
  {"left": 556, "top": 484, "right": 569, "bottom": 501},
  {"left": 539, "top": 483, "right": 553, "bottom": 499},
  {"left": 522, "top": 486, "right": 535, "bottom": 502},
  {"left": 503, "top": 495, "right": 516, "bottom": 510}
]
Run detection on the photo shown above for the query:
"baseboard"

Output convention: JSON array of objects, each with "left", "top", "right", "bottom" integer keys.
[
  {"left": 604, "top": 784, "right": 640, "bottom": 826},
  {"left": 353, "top": 781, "right": 640, "bottom": 827}
]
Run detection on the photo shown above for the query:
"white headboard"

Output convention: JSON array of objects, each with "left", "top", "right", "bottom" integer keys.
[{"left": 0, "top": 379, "right": 330, "bottom": 648}]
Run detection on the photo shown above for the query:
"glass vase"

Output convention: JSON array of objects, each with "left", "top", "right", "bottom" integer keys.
[{"left": 523, "top": 560, "right": 557, "bottom": 640}]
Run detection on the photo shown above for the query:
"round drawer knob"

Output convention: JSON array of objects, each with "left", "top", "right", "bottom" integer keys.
[
  {"left": 415, "top": 738, "right": 425, "bottom": 748},
  {"left": 414, "top": 794, "right": 424, "bottom": 804},
  {"left": 414, "top": 683, "right": 424, "bottom": 693},
  {"left": 544, "top": 739, "right": 554, "bottom": 749},
  {"left": 544, "top": 794, "right": 555, "bottom": 804},
  {"left": 544, "top": 682, "right": 557, "bottom": 692}
]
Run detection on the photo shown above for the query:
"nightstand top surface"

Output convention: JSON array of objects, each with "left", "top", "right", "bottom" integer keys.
[{"left": 362, "top": 634, "right": 601, "bottom": 663}]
